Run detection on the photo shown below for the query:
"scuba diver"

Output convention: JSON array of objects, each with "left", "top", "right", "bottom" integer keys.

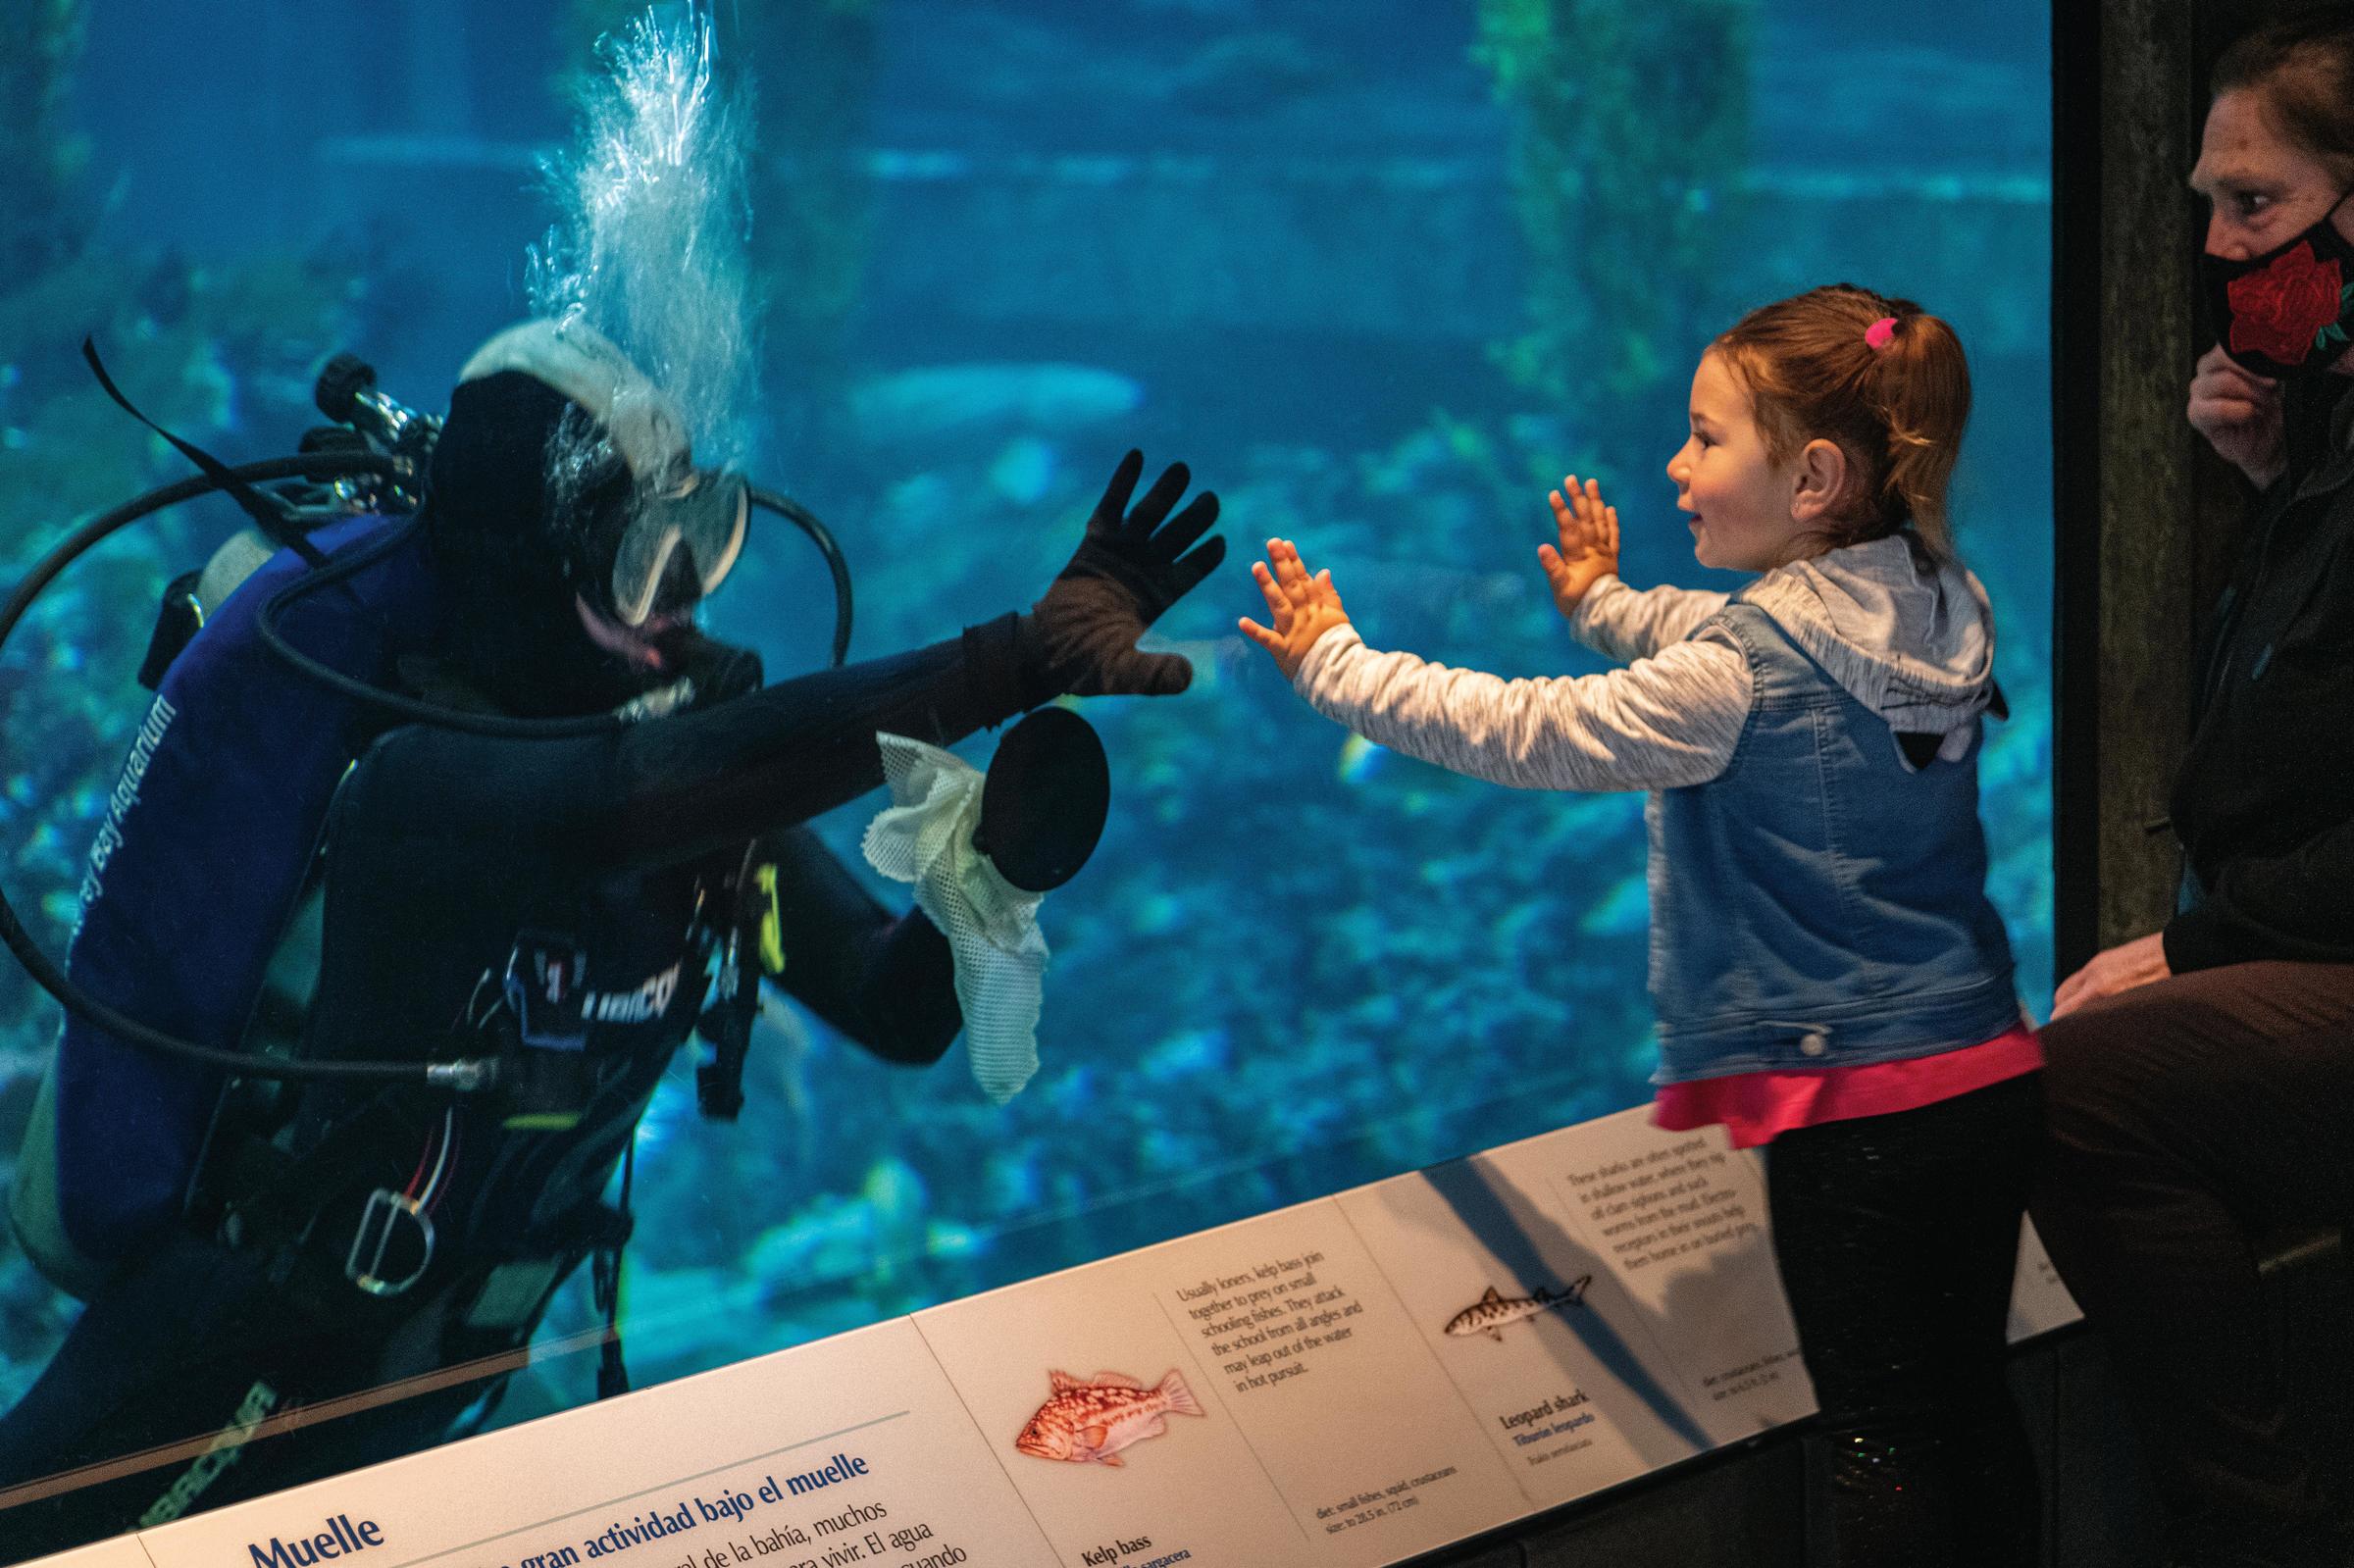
[
  {"left": 0, "top": 310, "right": 1223, "bottom": 1549},
  {"left": 0, "top": 11, "right": 1226, "bottom": 1549},
  {"left": 0, "top": 13, "right": 1229, "bottom": 1546}
]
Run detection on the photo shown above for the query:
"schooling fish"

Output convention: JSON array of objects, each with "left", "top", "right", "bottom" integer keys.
[
  {"left": 1444, "top": 1278, "right": 1593, "bottom": 1342},
  {"left": 1013, "top": 1369, "right": 1203, "bottom": 1467}
]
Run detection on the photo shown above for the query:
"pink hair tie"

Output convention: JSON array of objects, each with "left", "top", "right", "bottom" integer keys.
[{"left": 1865, "top": 316, "right": 1899, "bottom": 351}]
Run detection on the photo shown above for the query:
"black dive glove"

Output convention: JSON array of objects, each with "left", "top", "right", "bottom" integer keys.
[{"left": 1017, "top": 449, "right": 1224, "bottom": 701}]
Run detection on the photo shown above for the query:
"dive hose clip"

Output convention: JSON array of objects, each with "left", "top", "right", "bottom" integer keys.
[
  {"left": 426, "top": 1057, "right": 498, "bottom": 1092},
  {"left": 346, "top": 1188, "right": 435, "bottom": 1297}
]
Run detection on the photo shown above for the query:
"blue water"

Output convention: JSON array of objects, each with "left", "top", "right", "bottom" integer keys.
[{"left": 0, "top": 0, "right": 2050, "bottom": 1455}]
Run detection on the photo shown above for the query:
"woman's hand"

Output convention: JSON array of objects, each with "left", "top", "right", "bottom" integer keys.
[
  {"left": 1539, "top": 475, "right": 1620, "bottom": 618},
  {"left": 2188, "top": 345, "right": 2286, "bottom": 490},
  {"left": 1240, "top": 537, "right": 1353, "bottom": 682},
  {"left": 2050, "top": 931, "right": 2173, "bottom": 1020}
]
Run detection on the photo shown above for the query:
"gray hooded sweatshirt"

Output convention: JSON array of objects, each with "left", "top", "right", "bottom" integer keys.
[{"left": 1293, "top": 534, "right": 1999, "bottom": 791}]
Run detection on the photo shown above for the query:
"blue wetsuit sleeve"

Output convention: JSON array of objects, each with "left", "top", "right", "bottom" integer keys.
[{"left": 54, "top": 522, "right": 433, "bottom": 1268}]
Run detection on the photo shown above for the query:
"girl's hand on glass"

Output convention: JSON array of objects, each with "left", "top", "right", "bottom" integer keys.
[
  {"left": 1539, "top": 474, "right": 1619, "bottom": 619},
  {"left": 1240, "top": 537, "right": 1353, "bottom": 682},
  {"left": 2187, "top": 345, "right": 2286, "bottom": 490}
]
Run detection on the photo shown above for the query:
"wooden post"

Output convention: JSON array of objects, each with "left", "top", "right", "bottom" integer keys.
[{"left": 2055, "top": 0, "right": 2275, "bottom": 972}]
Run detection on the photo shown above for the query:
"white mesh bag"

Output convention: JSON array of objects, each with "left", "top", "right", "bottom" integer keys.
[{"left": 860, "top": 733, "right": 1050, "bottom": 1103}]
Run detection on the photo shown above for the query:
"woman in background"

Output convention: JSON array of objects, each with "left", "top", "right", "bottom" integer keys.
[{"left": 2033, "top": 11, "right": 2354, "bottom": 1566}]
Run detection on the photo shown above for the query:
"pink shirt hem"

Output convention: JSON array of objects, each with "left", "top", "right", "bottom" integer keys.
[{"left": 1652, "top": 1021, "right": 2043, "bottom": 1149}]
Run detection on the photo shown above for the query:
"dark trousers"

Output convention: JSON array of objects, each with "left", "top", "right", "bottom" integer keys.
[
  {"left": 2032, "top": 959, "right": 2354, "bottom": 1554},
  {"left": 1767, "top": 1073, "right": 2044, "bottom": 1567}
]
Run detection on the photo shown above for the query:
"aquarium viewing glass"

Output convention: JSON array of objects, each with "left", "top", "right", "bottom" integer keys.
[{"left": 0, "top": 0, "right": 2051, "bottom": 1536}]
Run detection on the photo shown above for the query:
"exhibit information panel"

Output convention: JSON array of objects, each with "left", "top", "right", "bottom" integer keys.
[
  {"left": 1474, "top": 1110, "right": 1815, "bottom": 1442},
  {"left": 40, "top": 1110, "right": 2080, "bottom": 1568},
  {"left": 134, "top": 1319, "right": 1058, "bottom": 1568}
]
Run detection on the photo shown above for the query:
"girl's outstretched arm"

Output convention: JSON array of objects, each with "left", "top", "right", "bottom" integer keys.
[
  {"left": 1571, "top": 579, "right": 1733, "bottom": 665},
  {"left": 1293, "top": 623, "right": 1750, "bottom": 797},
  {"left": 1247, "top": 536, "right": 1749, "bottom": 793},
  {"left": 1544, "top": 476, "right": 1726, "bottom": 664}
]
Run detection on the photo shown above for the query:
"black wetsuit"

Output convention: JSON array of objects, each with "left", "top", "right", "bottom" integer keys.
[
  {"left": 0, "top": 351, "right": 1216, "bottom": 1554},
  {"left": 0, "top": 622, "right": 1035, "bottom": 1556}
]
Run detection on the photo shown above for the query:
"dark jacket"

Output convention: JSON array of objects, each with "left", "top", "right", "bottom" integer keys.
[{"left": 2166, "top": 375, "right": 2354, "bottom": 971}]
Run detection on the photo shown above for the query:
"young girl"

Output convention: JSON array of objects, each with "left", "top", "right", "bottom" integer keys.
[{"left": 1242, "top": 284, "right": 2041, "bottom": 1566}]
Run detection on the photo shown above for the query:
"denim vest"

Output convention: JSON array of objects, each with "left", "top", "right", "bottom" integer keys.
[{"left": 1647, "top": 602, "right": 2019, "bottom": 1086}]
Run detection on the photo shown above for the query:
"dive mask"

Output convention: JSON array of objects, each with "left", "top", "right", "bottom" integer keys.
[
  {"left": 601, "top": 461, "right": 749, "bottom": 628},
  {"left": 459, "top": 318, "right": 750, "bottom": 626},
  {"left": 2203, "top": 190, "right": 2354, "bottom": 377}
]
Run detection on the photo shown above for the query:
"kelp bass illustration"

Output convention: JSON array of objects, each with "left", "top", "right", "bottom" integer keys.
[{"left": 1014, "top": 1369, "right": 1204, "bottom": 1467}]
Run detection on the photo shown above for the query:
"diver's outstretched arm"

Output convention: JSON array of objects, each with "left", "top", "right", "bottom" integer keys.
[
  {"left": 584, "top": 618, "right": 1029, "bottom": 869},
  {"left": 344, "top": 452, "right": 1221, "bottom": 871},
  {"left": 755, "top": 825, "right": 959, "bottom": 1065},
  {"left": 340, "top": 620, "right": 1020, "bottom": 870}
]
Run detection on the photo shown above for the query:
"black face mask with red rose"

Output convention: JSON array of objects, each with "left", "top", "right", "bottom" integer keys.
[{"left": 2204, "top": 190, "right": 2354, "bottom": 378}]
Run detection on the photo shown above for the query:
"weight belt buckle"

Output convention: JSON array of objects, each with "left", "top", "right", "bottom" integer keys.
[{"left": 345, "top": 1189, "right": 435, "bottom": 1297}]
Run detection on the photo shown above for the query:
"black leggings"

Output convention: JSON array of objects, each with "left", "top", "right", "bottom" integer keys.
[{"left": 1766, "top": 1072, "right": 2044, "bottom": 1567}]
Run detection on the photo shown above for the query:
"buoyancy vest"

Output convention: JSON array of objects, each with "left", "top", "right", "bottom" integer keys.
[{"left": 9, "top": 516, "right": 438, "bottom": 1295}]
